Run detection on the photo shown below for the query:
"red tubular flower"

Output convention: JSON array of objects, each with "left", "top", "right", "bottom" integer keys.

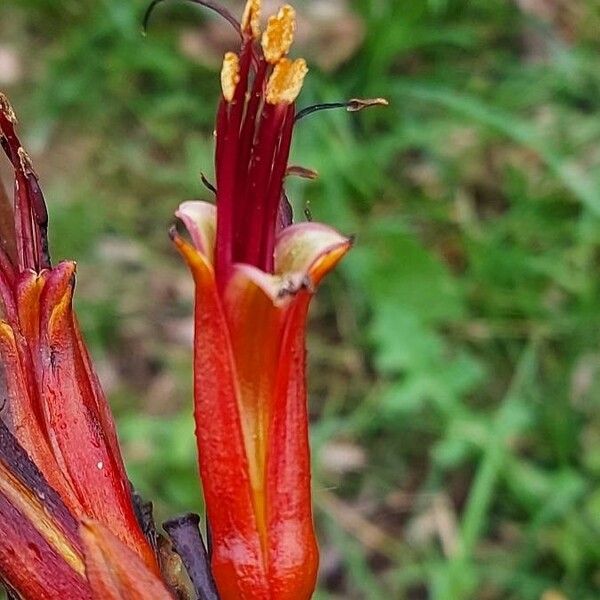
[
  {"left": 171, "top": 1, "right": 358, "bottom": 597},
  {"left": 0, "top": 94, "right": 164, "bottom": 596}
]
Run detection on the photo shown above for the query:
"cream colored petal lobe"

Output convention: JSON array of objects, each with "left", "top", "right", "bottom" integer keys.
[
  {"left": 274, "top": 222, "right": 352, "bottom": 286},
  {"left": 175, "top": 201, "right": 217, "bottom": 264}
]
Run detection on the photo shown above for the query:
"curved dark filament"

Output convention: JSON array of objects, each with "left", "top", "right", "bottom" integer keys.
[
  {"left": 143, "top": 0, "right": 241, "bottom": 37},
  {"left": 295, "top": 102, "right": 347, "bottom": 122},
  {"left": 295, "top": 97, "right": 389, "bottom": 122},
  {"left": 200, "top": 172, "right": 217, "bottom": 195}
]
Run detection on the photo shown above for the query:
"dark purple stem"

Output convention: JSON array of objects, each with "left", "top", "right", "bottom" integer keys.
[{"left": 163, "top": 513, "right": 220, "bottom": 600}]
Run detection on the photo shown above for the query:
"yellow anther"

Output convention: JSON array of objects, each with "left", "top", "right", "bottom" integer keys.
[
  {"left": 220, "top": 52, "right": 240, "bottom": 102},
  {"left": 261, "top": 5, "right": 296, "bottom": 64},
  {"left": 266, "top": 58, "right": 308, "bottom": 105},
  {"left": 347, "top": 97, "right": 390, "bottom": 111},
  {"left": 241, "top": 0, "right": 261, "bottom": 39}
]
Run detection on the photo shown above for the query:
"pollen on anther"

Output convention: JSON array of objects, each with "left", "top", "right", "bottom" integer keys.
[
  {"left": 220, "top": 52, "right": 240, "bottom": 102},
  {"left": 242, "top": 0, "right": 261, "bottom": 38},
  {"left": 261, "top": 5, "right": 296, "bottom": 64},
  {"left": 266, "top": 58, "right": 308, "bottom": 105}
]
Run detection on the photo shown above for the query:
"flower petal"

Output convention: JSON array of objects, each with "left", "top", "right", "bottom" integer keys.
[
  {"left": 175, "top": 201, "right": 216, "bottom": 263},
  {"left": 172, "top": 233, "right": 268, "bottom": 597},
  {"left": 73, "top": 314, "right": 129, "bottom": 485},
  {"left": 81, "top": 520, "right": 172, "bottom": 600},
  {"left": 0, "top": 320, "right": 80, "bottom": 513},
  {"left": 38, "top": 261, "right": 156, "bottom": 571},
  {"left": 0, "top": 252, "right": 16, "bottom": 322},
  {"left": 266, "top": 295, "right": 318, "bottom": 600},
  {"left": 229, "top": 263, "right": 310, "bottom": 307},
  {"left": 274, "top": 222, "right": 351, "bottom": 286},
  {"left": 221, "top": 264, "right": 320, "bottom": 598},
  {"left": 223, "top": 264, "right": 289, "bottom": 539},
  {"left": 0, "top": 420, "right": 92, "bottom": 600},
  {"left": 16, "top": 269, "right": 46, "bottom": 348}
]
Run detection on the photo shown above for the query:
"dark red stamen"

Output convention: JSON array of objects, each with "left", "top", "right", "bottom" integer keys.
[
  {"left": 214, "top": 39, "right": 254, "bottom": 284},
  {"left": 238, "top": 102, "right": 289, "bottom": 268},
  {"left": 213, "top": 46, "right": 298, "bottom": 279},
  {"left": 260, "top": 105, "right": 294, "bottom": 272},
  {"left": 232, "top": 58, "right": 268, "bottom": 258}
]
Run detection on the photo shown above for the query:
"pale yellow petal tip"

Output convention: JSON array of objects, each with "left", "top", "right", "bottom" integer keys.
[
  {"left": 309, "top": 238, "right": 352, "bottom": 286},
  {"left": 220, "top": 52, "right": 240, "bottom": 102},
  {"left": 242, "top": 0, "right": 261, "bottom": 38},
  {"left": 170, "top": 227, "right": 215, "bottom": 281},
  {"left": 266, "top": 58, "right": 308, "bottom": 105},
  {"left": 261, "top": 5, "right": 296, "bottom": 64}
]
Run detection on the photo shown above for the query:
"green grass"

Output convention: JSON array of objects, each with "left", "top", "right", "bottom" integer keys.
[{"left": 2, "top": 0, "right": 600, "bottom": 597}]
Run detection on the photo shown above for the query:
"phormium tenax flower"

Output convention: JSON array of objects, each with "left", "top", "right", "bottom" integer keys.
[
  {"left": 156, "top": 0, "right": 386, "bottom": 597},
  {"left": 0, "top": 94, "right": 171, "bottom": 599}
]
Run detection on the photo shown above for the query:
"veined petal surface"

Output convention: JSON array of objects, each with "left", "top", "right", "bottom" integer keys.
[{"left": 0, "top": 319, "right": 80, "bottom": 513}]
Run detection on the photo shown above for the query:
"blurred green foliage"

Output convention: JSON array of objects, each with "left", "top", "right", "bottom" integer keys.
[{"left": 2, "top": 0, "right": 600, "bottom": 598}]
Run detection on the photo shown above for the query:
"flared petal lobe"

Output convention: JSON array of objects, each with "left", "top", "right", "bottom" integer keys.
[
  {"left": 175, "top": 201, "right": 216, "bottom": 261},
  {"left": 274, "top": 222, "right": 352, "bottom": 286}
]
